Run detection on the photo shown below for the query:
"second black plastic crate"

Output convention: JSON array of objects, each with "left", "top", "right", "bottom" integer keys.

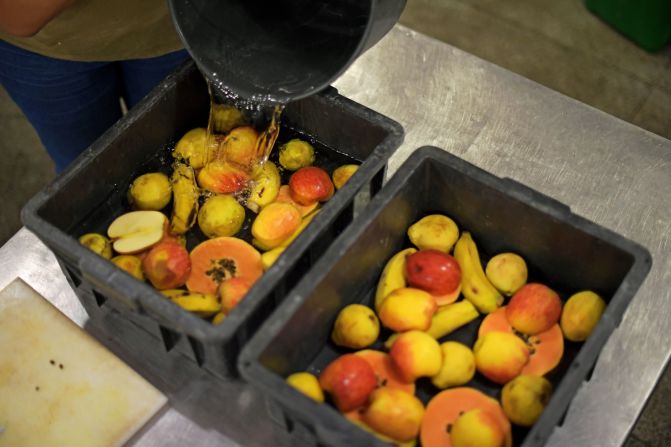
[
  {"left": 21, "top": 60, "right": 403, "bottom": 377},
  {"left": 238, "top": 146, "right": 651, "bottom": 446}
]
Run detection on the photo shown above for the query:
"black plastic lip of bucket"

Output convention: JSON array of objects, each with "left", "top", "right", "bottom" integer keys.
[
  {"left": 168, "top": 0, "right": 406, "bottom": 104},
  {"left": 237, "top": 146, "right": 652, "bottom": 447},
  {"left": 20, "top": 60, "right": 404, "bottom": 345}
]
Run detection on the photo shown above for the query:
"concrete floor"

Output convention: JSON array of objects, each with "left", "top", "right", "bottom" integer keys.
[{"left": 0, "top": 0, "right": 669, "bottom": 445}]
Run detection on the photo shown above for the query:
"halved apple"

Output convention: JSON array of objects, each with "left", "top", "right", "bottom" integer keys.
[{"left": 107, "top": 211, "right": 167, "bottom": 254}]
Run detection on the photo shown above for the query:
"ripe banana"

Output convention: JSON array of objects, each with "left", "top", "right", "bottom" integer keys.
[
  {"left": 374, "top": 248, "right": 417, "bottom": 313},
  {"left": 454, "top": 232, "right": 503, "bottom": 314},
  {"left": 170, "top": 162, "right": 199, "bottom": 235},
  {"left": 427, "top": 300, "right": 479, "bottom": 339},
  {"left": 168, "top": 292, "right": 221, "bottom": 317},
  {"left": 246, "top": 160, "right": 281, "bottom": 213}
]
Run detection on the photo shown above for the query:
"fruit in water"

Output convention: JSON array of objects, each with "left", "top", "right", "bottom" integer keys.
[
  {"left": 279, "top": 139, "right": 315, "bottom": 171},
  {"left": 79, "top": 233, "right": 112, "bottom": 259},
  {"left": 246, "top": 161, "right": 281, "bottom": 213},
  {"left": 128, "top": 172, "right": 172, "bottom": 211},
  {"left": 107, "top": 210, "right": 167, "bottom": 254},
  {"left": 197, "top": 160, "right": 250, "bottom": 194},
  {"left": 220, "top": 126, "right": 259, "bottom": 169},
  {"left": 251, "top": 202, "right": 302, "bottom": 250},
  {"left": 197, "top": 194, "right": 245, "bottom": 238},
  {"left": 170, "top": 162, "right": 199, "bottom": 235},
  {"left": 142, "top": 241, "right": 191, "bottom": 290},
  {"left": 274, "top": 185, "right": 318, "bottom": 217},
  {"left": 210, "top": 104, "right": 245, "bottom": 133},
  {"left": 173, "top": 128, "right": 211, "bottom": 169},
  {"left": 186, "top": 237, "right": 263, "bottom": 295},
  {"left": 289, "top": 166, "right": 334, "bottom": 206},
  {"left": 332, "top": 164, "right": 359, "bottom": 190}
]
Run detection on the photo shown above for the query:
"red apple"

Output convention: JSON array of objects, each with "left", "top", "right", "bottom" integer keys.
[
  {"left": 142, "top": 241, "right": 191, "bottom": 290},
  {"left": 319, "top": 354, "right": 376, "bottom": 412},
  {"left": 405, "top": 249, "right": 461, "bottom": 295},
  {"left": 289, "top": 166, "right": 334, "bottom": 206}
]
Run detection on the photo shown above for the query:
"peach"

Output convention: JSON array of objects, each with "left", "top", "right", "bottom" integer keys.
[
  {"left": 332, "top": 164, "right": 359, "bottom": 190},
  {"left": 111, "top": 255, "right": 145, "bottom": 282},
  {"left": 378, "top": 287, "right": 437, "bottom": 332},
  {"left": 219, "top": 126, "right": 258, "bottom": 168},
  {"left": 406, "top": 250, "right": 461, "bottom": 296},
  {"left": 450, "top": 408, "right": 506, "bottom": 447},
  {"left": 219, "top": 276, "right": 253, "bottom": 313},
  {"left": 142, "top": 241, "right": 191, "bottom": 290},
  {"left": 363, "top": 388, "right": 425, "bottom": 442},
  {"left": 560, "top": 290, "right": 606, "bottom": 341},
  {"left": 389, "top": 330, "right": 442, "bottom": 383},
  {"left": 251, "top": 202, "right": 302, "bottom": 250},
  {"left": 506, "top": 283, "right": 562, "bottom": 335},
  {"left": 473, "top": 332, "right": 529, "bottom": 384},
  {"left": 319, "top": 354, "right": 377, "bottom": 412},
  {"left": 289, "top": 166, "right": 334, "bottom": 206},
  {"left": 197, "top": 160, "right": 250, "bottom": 194}
]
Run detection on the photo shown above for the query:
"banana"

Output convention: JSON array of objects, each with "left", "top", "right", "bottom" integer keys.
[
  {"left": 170, "top": 162, "right": 199, "bottom": 234},
  {"left": 246, "top": 161, "right": 281, "bottom": 213},
  {"left": 453, "top": 232, "right": 503, "bottom": 314},
  {"left": 169, "top": 292, "right": 221, "bottom": 317},
  {"left": 261, "top": 246, "right": 285, "bottom": 270},
  {"left": 374, "top": 248, "right": 417, "bottom": 313},
  {"left": 427, "top": 300, "right": 479, "bottom": 339}
]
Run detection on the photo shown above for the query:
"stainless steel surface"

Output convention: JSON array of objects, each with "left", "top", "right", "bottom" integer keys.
[{"left": 2, "top": 25, "right": 670, "bottom": 446}]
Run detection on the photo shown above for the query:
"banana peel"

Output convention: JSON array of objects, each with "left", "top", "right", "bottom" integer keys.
[
  {"left": 453, "top": 232, "right": 503, "bottom": 314},
  {"left": 247, "top": 161, "right": 281, "bottom": 213},
  {"left": 170, "top": 162, "right": 199, "bottom": 234},
  {"left": 374, "top": 248, "right": 417, "bottom": 313}
]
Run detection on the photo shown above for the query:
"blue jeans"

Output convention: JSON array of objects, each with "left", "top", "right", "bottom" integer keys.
[{"left": 0, "top": 40, "right": 189, "bottom": 172}]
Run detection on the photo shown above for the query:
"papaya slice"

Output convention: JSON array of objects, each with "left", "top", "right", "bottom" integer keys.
[
  {"left": 275, "top": 185, "right": 319, "bottom": 217},
  {"left": 479, "top": 307, "right": 564, "bottom": 376},
  {"left": 420, "top": 387, "right": 512, "bottom": 447},
  {"left": 186, "top": 237, "right": 263, "bottom": 294}
]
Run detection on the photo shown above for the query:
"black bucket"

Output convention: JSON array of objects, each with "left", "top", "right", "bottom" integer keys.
[{"left": 169, "top": 0, "right": 407, "bottom": 103}]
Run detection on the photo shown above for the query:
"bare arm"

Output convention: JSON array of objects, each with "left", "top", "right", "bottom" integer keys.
[{"left": 0, "top": 0, "right": 75, "bottom": 37}]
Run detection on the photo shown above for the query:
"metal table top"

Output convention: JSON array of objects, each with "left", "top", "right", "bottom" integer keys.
[{"left": 2, "top": 26, "right": 670, "bottom": 446}]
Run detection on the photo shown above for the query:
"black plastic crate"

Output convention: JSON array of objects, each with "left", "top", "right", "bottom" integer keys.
[
  {"left": 238, "top": 146, "right": 652, "bottom": 446},
  {"left": 21, "top": 61, "right": 404, "bottom": 378}
]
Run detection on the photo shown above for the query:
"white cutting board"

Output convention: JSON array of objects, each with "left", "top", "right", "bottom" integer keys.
[{"left": 0, "top": 279, "right": 167, "bottom": 447}]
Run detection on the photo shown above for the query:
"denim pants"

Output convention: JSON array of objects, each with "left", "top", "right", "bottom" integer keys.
[{"left": 0, "top": 40, "right": 189, "bottom": 172}]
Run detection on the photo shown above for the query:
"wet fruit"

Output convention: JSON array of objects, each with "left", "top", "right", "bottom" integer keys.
[
  {"left": 197, "top": 194, "right": 245, "bottom": 238},
  {"left": 128, "top": 172, "right": 172, "bottom": 211},
  {"left": 279, "top": 138, "right": 315, "bottom": 171}
]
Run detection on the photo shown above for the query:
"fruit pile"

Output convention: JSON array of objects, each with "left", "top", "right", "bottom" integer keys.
[
  {"left": 285, "top": 214, "right": 607, "bottom": 446},
  {"left": 78, "top": 116, "right": 359, "bottom": 324}
]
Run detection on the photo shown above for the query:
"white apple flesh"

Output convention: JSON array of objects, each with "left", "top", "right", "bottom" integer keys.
[{"left": 107, "top": 211, "right": 167, "bottom": 254}]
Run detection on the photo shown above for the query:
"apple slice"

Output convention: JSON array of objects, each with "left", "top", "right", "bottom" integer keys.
[{"left": 107, "top": 211, "right": 167, "bottom": 254}]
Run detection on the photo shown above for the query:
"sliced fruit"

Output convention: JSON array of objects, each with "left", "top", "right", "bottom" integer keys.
[
  {"left": 479, "top": 307, "right": 564, "bottom": 377},
  {"left": 78, "top": 233, "right": 113, "bottom": 259},
  {"left": 107, "top": 210, "right": 167, "bottom": 254},
  {"left": 275, "top": 185, "right": 319, "bottom": 217},
  {"left": 420, "top": 387, "right": 512, "bottom": 447},
  {"left": 186, "top": 237, "right": 263, "bottom": 295}
]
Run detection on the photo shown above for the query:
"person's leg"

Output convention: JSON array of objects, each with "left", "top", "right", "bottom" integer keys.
[
  {"left": 119, "top": 49, "right": 189, "bottom": 108},
  {"left": 0, "top": 40, "right": 122, "bottom": 173}
]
